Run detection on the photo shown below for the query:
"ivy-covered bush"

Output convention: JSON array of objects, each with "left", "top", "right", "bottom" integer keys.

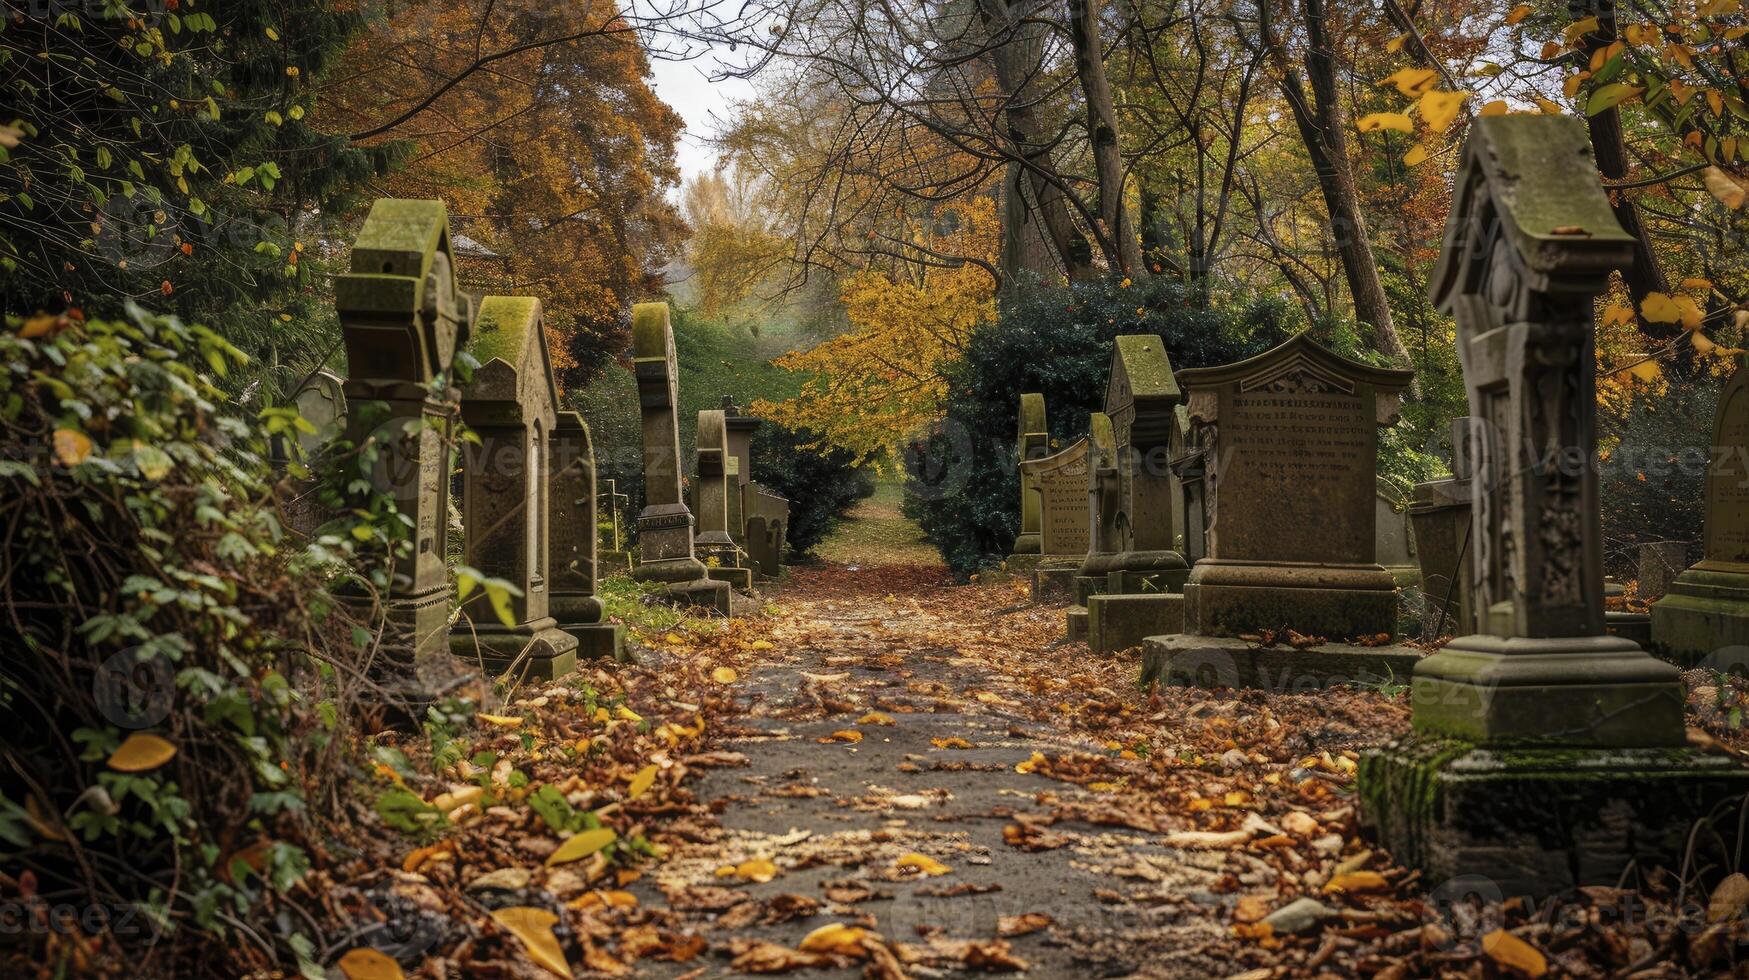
[
  {"left": 1599, "top": 376, "right": 1722, "bottom": 578},
  {"left": 902, "top": 275, "right": 1300, "bottom": 579},
  {"left": 0, "top": 307, "right": 363, "bottom": 975},
  {"left": 749, "top": 421, "right": 875, "bottom": 558}
]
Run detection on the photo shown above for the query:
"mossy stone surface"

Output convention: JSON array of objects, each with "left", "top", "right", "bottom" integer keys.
[{"left": 1088, "top": 594, "right": 1184, "bottom": 655}]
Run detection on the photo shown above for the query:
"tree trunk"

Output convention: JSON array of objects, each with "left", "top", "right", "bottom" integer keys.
[
  {"left": 1068, "top": 0, "right": 1143, "bottom": 276},
  {"left": 1000, "top": 163, "right": 1059, "bottom": 286},
  {"left": 1262, "top": 0, "right": 1413, "bottom": 369}
]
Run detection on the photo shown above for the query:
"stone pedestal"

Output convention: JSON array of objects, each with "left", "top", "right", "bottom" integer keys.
[
  {"left": 1066, "top": 606, "right": 1090, "bottom": 642},
  {"left": 1088, "top": 593, "right": 1183, "bottom": 655},
  {"left": 1141, "top": 634, "right": 1421, "bottom": 693},
  {"left": 1358, "top": 116, "right": 1748, "bottom": 895},
  {"left": 1031, "top": 565, "right": 1078, "bottom": 605},
  {"left": 1183, "top": 561, "right": 1400, "bottom": 640}
]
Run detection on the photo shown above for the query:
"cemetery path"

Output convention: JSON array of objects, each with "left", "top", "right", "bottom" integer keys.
[{"left": 625, "top": 562, "right": 1417, "bottom": 978}]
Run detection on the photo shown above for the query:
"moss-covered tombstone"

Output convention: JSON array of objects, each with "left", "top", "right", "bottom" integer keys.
[
  {"left": 1009, "top": 393, "right": 1049, "bottom": 565},
  {"left": 1360, "top": 116, "right": 1749, "bottom": 896}
]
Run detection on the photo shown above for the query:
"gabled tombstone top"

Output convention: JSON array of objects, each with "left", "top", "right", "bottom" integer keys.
[
  {"left": 463, "top": 296, "right": 559, "bottom": 422},
  {"left": 1105, "top": 335, "right": 1180, "bottom": 443},
  {"left": 698, "top": 409, "right": 728, "bottom": 478},
  {"left": 335, "top": 198, "right": 471, "bottom": 384},
  {"left": 1018, "top": 393, "right": 1048, "bottom": 460}
]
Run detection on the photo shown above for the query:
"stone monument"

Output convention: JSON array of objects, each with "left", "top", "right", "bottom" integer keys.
[
  {"left": 695, "top": 408, "right": 753, "bottom": 592},
  {"left": 334, "top": 198, "right": 471, "bottom": 699},
  {"left": 1021, "top": 434, "right": 1090, "bottom": 603},
  {"left": 1376, "top": 480, "right": 1420, "bottom": 589},
  {"left": 449, "top": 297, "right": 580, "bottom": 681},
  {"left": 1360, "top": 115, "right": 1749, "bottom": 895},
  {"left": 1652, "top": 353, "right": 1749, "bottom": 665},
  {"left": 275, "top": 369, "right": 347, "bottom": 540},
  {"left": 551, "top": 411, "right": 626, "bottom": 662},
  {"left": 1140, "top": 333, "right": 1422, "bottom": 689},
  {"left": 1009, "top": 393, "right": 1049, "bottom": 568},
  {"left": 722, "top": 397, "right": 760, "bottom": 539},
  {"left": 630, "top": 303, "right": 730, "bottom": 614},
  {"left": 1065, "top": 412, "right": 1118, "bottom": 643},
  {"left": 745, "top": 487, "right": 791, "bottom": 578}
]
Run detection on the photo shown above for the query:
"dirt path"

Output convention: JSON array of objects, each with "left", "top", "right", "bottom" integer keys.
[{"left": 624, "top": 560, "right": 1409, "bottom": 979}]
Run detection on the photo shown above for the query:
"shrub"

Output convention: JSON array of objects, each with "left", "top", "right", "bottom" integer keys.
[
  {"left": 0, "top": 306, "right": 374, "bottom": 975},
  {"left": 1599, "top": 376, "right": 1722, "bottom": 578},
  {"left": 902, "top": 275, "right": 1299, "bottom": 579},
  {"left": 749, "top": 420, "right": 876, "bottom": 558}
]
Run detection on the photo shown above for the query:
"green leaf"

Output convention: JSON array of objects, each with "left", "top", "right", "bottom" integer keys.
[{"left": 1586, "top": 83, "right": 1644, "bottom": 116}]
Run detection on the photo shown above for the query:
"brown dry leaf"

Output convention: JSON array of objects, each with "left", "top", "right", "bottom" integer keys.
[
  {"left": 1002, "top": 823, "right": 1067, "bottom": 851},
  {"left": 1324, "top": 870, "right": 1391, "bottom": 894},
  {"left": 996, "top": 912, "right": 1053, "bottom": 937},
  {"left": 337, "top": 948, "right": 405, "bottom": 980},
  {"left": 821, "top": 729, "right": 863, "bottom": 744},
  {"left": 728, "top": 940, "right": 830, "bottom": 974},
  {"left": 400, "top": 840, "right": 454, "bottom": 873},
  {"left": 1705, "top": 166, "right": 1748, "bottom": 209},
  {"left": 963, "top": 939, "right": 1029, "bottom": 972},
  {"left": 822, "top": 880, "right": 874, "bottom": 903},
  {"left": 1481, "top": 929, "right": 1548, "bottom": 977},
  {"left": 582, "top": 941, "right": 631, "bottom": 977},
  {"left": 930, "top": 737, "right": 973, "bottom": 749},
  {"left": 858, "top": 711, "right": 896, "bottom": 726},
  {"left": 490, "top": 906, "right": 573, "bottom": 979},
  {"left": 1163, "top": 827, "right": 1254, "bottom": 849},
  {"left": 1233, "top": 895, "right": 1273, "bottom": 924},
  {"left": 107, "top": 733, "right": 177, "bottom": 772}
]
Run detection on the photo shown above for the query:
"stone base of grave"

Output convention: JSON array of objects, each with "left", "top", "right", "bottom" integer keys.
[
  {"left": 662, "top": 578, "right": 732, "bottom": 616},
  {"left": 1074, "top": 575, "right": 1105, "bottom": 606},
  {"left": 1139, "top": 633, "right": 1421, "bottom": 693},
  {"left": 1066, "top": 605, "right": 1089, "bottom": 643},
  {"left": 599, "top": 550, "right": 633, "bottom": 575},
  {"left": 1410, "top": 634, "right": 1687, "bottom": 748},
  {"left": 1604, "top": 610, "right": 1652, "bottom": 647},
  {"left": 1006, "top": 552, "right": 1043, "bottom": 575},
  {"left": 1031, "top": 566, "right": 1078, "bottom": 605},
  {"left": 346, "top": 588, "right": 474, "bottom": 708},
  {"left": 1184, "top": 560, "right": 1400, "bottom": 640},
  {"left": 1650, "top": 562, "right": 1749, "bottom": 667},
  {"left": 1088, "top": 594, "right": 1184, "bottom": 655},
  {"left": 707, "top": 566, "right": 754, "bottom": 592},
  {"left": 451, "top": 622, "right": 580, "bottom": 684},
  {"left": 634, "top": 553, "right": 712, "bottom": 586},
  {"left": 1359, "top": 737, "right": 1749, "bottom": 898},
  {"left": 1384, "top": 564, "right": 1422, "bottom": 589},
  {"left": 1107, "top": 567, "right": 1190, "bottom": 595},
  {"left": 567, "top": 621, "right": 629, "bottom": 663}
]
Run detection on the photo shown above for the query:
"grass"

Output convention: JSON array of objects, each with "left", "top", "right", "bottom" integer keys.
[{"left": 815, "top": 480, "right": 944, "bottom": 567}]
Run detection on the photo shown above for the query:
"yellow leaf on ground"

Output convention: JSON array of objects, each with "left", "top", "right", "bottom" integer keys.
[
  {"left": 1356, "top": 112, "right": 1413, "bottom": 134},
  {"left": 663, "top": 632, "right": 685, "bottom": 645},
  {"left": 711, "top": 666, "right": 739, "bottom": 683},
  {"left": 931, "top": 737, "right": 973, "bottom": 749},
  {"left": 546, "top": 827, "right": 617, "bottom": 867},
  {"left": 823, "top": 729, "right": 862, "bottom": 743},
  {"left": 569, "top": 889, "right": 639, "bottom": 911},
  {"left": 896, "top": 853, "right": 952, "bottom": 876},
  {"left": 798, "top": 923, "right": 870, "bottom": 956},
  {"left": 400, "top": 840, "right": 454, "bottom": 873},
  {"left": 858, "top": 711, "right": 895, "bottom": 725},
  {"left": 491, "top": 907, "right": 573, "bottom": 979},
  {"left": 53, "top": 428, "right": 92, "bottom": 467},
  {"left": 749, "top": 640, "right": 775, "bottom": 650},
  {"left": 1015, "top": 751, "right": 1045, "bottom": 773},
  {"left": 1482, "top": 929, "right": 1548, "bottom": 977},
  {"left": 477, "top": 712, "right": 524, "bottom": 728},
  {"left": 735, "top": 857, "right": 780, "bottom": 882},
  {"left": 107, "top": 733, "right": 176, "bottom": 772},
  {"left": 1323, "top": 870, "right": 1391, "bottom": 894},
  {"left": 615, "top": 706, "right": 642, "bottom": 723},
  {"left": 628, "top": 764, "right": 657, "bottom": 799},
  {"left": 432, "top": 785, "right": 484, "bottom": 811},
  {"left": 338, "top": 948, "right": 406, "bottom": 980}
]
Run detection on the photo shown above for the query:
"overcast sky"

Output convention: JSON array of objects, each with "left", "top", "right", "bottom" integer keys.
[{"left": 646, "top": 44, "right": 757, "bottom": 191}]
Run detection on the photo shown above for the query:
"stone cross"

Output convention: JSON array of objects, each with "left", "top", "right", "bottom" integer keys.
[
  {"left": 1652, "top": 353, "right": 1749, "bottom": 663},
  {"left": 1011, "top": 393, "right": 1048, "bottom": 558},
  {"left": 1360, "top": 116, "right": 1745, "bottom": 897},
  {"left": 450, "top": 296, "right": 578, "bottom": 681},
  {"left": 334, "top": 198, "right": 471, "bottom": 696},
  {"left": 630, "top": 303, "right": 730, "bottom": 613}
]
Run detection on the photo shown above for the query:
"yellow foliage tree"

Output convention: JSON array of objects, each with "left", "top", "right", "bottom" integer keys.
[{"left": 752, "top": 197, "right": 1000, "bottom": 464}]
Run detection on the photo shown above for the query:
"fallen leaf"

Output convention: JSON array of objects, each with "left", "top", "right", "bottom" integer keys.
[
  {"left": 895, "top": 853, "right": 951, "bottom": 877},
  {"left": 53, "top": 428, "right": 92, "bottom": 467},
  {"left": 997, "top": 912, "right": 1053, "bottom": 937},
  {"left": 749, "top": 639, "right": 775, "bottom": 651},
  {"left": 821, "top": 729, "right": 863, "bottom": 744},
  {"left": 1482, "top": 929, "right": 1548, "bottom": 977},
  {"left": 735, "top": 857, "right": 780, "bottom": 883},
  {"left": 798, "top": 922, "right": 871, "bottom": 957},
  {"left": 1323, "top": 870, "right": 1391, "bottom": 894},
  {"left": 107, "top": 733, "right": 176, "bottom": 772},
  {"left": 546, "top": 827, "right": 617, "bottom": 867},
  {"left": 491, "top": 906, "right": 573, "bottom": 978},
  {"left": 930, "top": 737, "right": 973, "bottom": 750},
  {"left": 1709, "top": 872, "right": 1749, "bottom": 923},
  {"left": 712, "top": 666, "right": 739, "bottom": 683},
  {"left": 337, "top": 948, "right": 405, "bottom": 980},
  {"left": 476, "top": 712, "right": 524, "bottom": 728},
  {"left": 1014, "top": 751, "right": 1045, "bottom": 773},
  {"left": 858, "top": 711, "right": 895, "bottom": 726},
  {"left": 628, "top": 764, "right": 657, "bottom": 799},
  {"left": 729, "top": 940, "right": 829, "bottom": 973}
]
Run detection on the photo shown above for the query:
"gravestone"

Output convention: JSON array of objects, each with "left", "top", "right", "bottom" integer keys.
[
  {"left": 1375, "top": 479, "right": 1420, "bottom": 588},
  {"left": 1140, "top": 333, "right": 1421, "bottom": 690},
  {"left": 1638, "top": 542, "right": 1688, "bottom": 603},
  {"left": 1009, "top": 393, "right": 1048, "bottom": 567},
  {"left": 696, "top": 408, "right": 753, "bottom": 592},
  {"left": 334, "top": 198, "right": 472, "bottom": 699},
  {"left": 1360, "top": 115, "right": 1748, "bottom": 896},
  {"left": 745, "top": 486, "right": 790, "bottom": 578},
  {"left": 550, "top": 411, "right": 626, "bottom": 662},
  {"left": 630, "top": 303, "right": 730, "bottom": 614},
  {"left": 449, "top": 297, "right": 579, "bottom": 681},
  {"left": 725, "top": 455, "right": 746, "bottom": 554},
  {"left": 722, "top": 397, "right": 760, "bottom": 544},
  {"left": 1172, "top": 405, "right": 1198, "bottom": 558},
  {"left": 1652, "top": 353, "right": 1749, "bottom": 664},
  {"left": 1065, "top": 413, "right": 1118, "bottom": 642},
  {"left": 1408, "top": 423, "right": 1475, "bottom": 640},
  {"left": 275, "top": 370, "right": 347, "bottom": 541},
  {"left": 1022, "top": 435, "right": 1089, "bottom": 603}
]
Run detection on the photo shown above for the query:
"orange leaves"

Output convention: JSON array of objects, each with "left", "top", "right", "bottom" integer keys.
[{"left": 107, "top": 733, "right": 176, "bottom": 772}]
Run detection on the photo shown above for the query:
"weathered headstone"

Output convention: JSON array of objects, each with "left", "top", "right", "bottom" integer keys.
[
  {"left": 449, "top": 297, "right": 579, "bottom": 681},
  {"left": 1065, "top": 412, "right": 1117, "bottom": 642},
  {"left": 550, "top": 411, "right": 626, "bottom": 662},
  {"left": 1375, "top": 479, "right": 1420, "bottom": 588},
  {"left": 695, "top": 409, "right": 753, "bottom": 591},
  {"left": 630, "top": 303, "right": 730, "bottom": 614},
  {"left": 334, "top": 198, "right": 472, "bottom": 698},
  {"left": 1022, "top": 435, "right": 1089, "bottom": 603},
  {"left": 275, "top": 369, "right": 347, "bottom": 541},
  {"left": 1652, "top": 353, "right": 1749, "bottom": 664},
  {"left": 1361, "top": 116, "right": 1747, "bottom": 896},
  {"left": 1637, "top": 542, "right": 1688, "bottom": 603},
  {"left": 1009, "top": 393, "right": 1048, "bottom": 566},
  {"left": 745, "top": 486, "right": 790, "bottom": 578},
  {"left": 722, "top": 396, "right": 760, "bottom": 540},
  {"left": 1141, "top": 333, "right": 1421, "bottom": 690},
  {"left": 1408, "top": 424, "right": 1475, "bottom": 640}
]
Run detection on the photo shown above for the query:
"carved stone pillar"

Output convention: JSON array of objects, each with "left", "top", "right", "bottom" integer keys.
[{"left": 1010, "top": 392, "right": 1048, "bottom": 563}]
